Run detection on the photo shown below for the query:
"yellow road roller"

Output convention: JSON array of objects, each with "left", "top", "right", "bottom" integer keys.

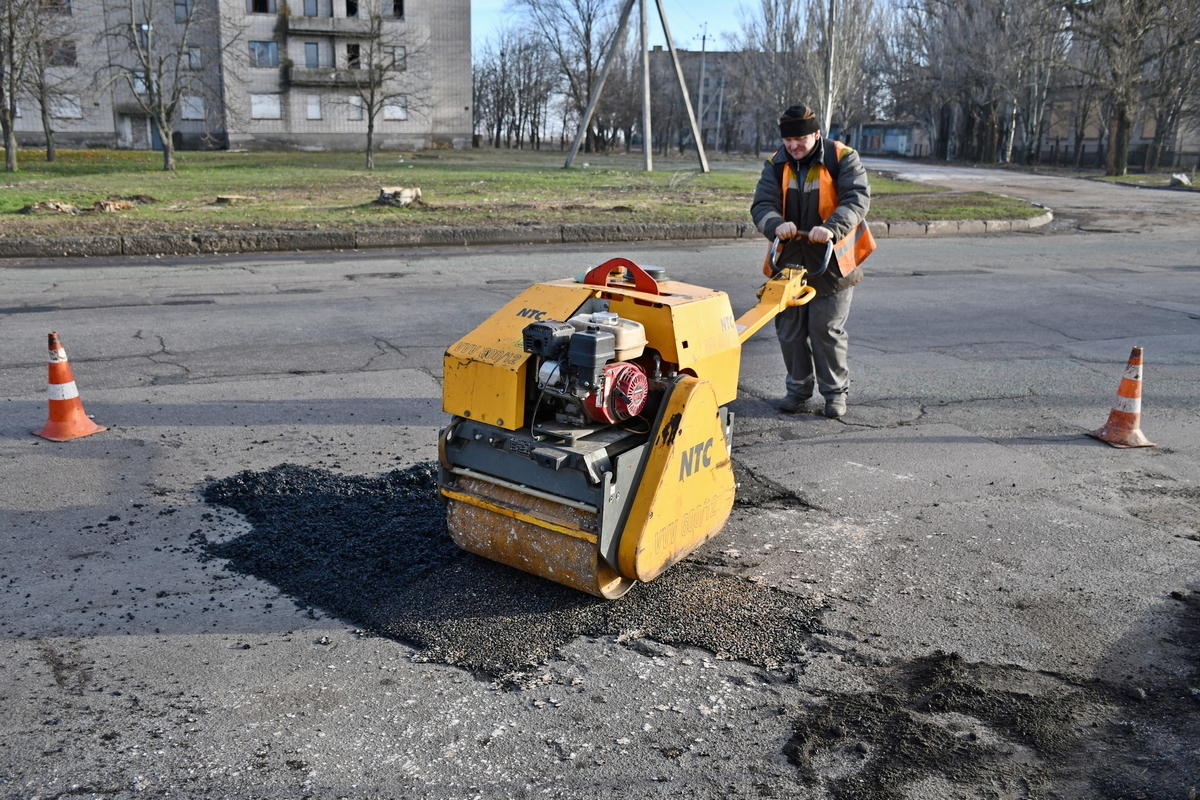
[{"left": 438, "top": 254, "right": 817, "bottom": 598}]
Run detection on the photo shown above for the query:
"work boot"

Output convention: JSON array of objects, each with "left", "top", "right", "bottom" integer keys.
[
  {"left": 824, "top": 396, "right": 847, "bottom": 418},
  {"left": 779, "top": 394, "right": 811, "bottom": 414}
]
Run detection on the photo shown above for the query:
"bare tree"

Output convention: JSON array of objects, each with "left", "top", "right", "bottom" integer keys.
[
  {"left": 474, "top": 24, "right": 559, "bottom": 149},
  {"left": 25, "top": 0, "right": 84, "bottom": 162},
  {"left": 732, "top": 0, "right": 809, "bottom": 151},
  {"left": 1063, "top": 0, "right": 1197, "bottom": 175},
  {"left": 331, "top": 0, "right": 430, "bottom": 169},
  {"left": 515, "top": 0, "right": 618, "bottom": 153},
  {"left": 1140, "top": 0, "right": 1200, "bottom": 170},
  {"left": 1, "top": 0, "right": 40, "bottom": 171},
  {"left": 804, "top": 0, "right": 880, "bottom": 134},
  {"left": 100, "top": 0, "right": 231, "bottom": 170}
]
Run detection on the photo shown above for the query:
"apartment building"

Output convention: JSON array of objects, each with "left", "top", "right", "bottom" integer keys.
[{"left": 13, "top": 0, "right": 471, "bottom": 151}]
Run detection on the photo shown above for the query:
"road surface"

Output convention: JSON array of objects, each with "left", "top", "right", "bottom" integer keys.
[{"left": 1, "top": 164, "right": 1199, "bottom": 798}]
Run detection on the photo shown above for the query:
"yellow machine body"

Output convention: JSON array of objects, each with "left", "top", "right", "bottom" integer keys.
[{"left": 439, "top": 259, "right": 812, "bottom": 598}]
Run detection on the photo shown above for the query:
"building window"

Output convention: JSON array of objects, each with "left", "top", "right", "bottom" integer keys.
[
  {"left": 348, "top": 95, "right": 363, "bottom": 120},
  {"left": 306, "top": 95, "right": 321, "bottom": 119},
  {"left": 184, "top": 47, "right": 202, "bottom": 70},
  {"left": 345, "top": 0, "right": 357, "bottom": 17},
  {"left": 303, "top": 0, "right": 316, "bottom": 14},
  {"left": 49, "top": 95, "right": 82, "bottom": 119},
  {"left": 181, "top": 95, "right": 205, "bottom": 120},
  {"left": 249, "top": 40, "right": 279, "bottom": 67},
  {"left": 384, "top": 45, "right": 405, "bottom": 70},
  {"left": 174, "top": 0, "right": 192, "bottom": 21},
  {"left": 346, "top": 43, "right": 360, "bottom": 69},
  {"left": 388, "top": 0, "right": 402, "bottom": 17},
  {"left": 44, "top": 40, "right": 77, "bottom": 66},
  {"left": 248, "top": 0, "right": 275, "bottom": 13},
  {"left": 251, "top": 93, "right": 282, "bottom": 119},
  {"left": 305, "top": 42, "right": 319, "bottom": 68},
  {"left": 383, "top": 96, "right": 407, "bottom": 121},
  {"left": 41, "top": 0, "right": 71, "bottom": 14}
]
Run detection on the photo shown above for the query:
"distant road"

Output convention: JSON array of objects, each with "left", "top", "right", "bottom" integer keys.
[{"left": 864, "top": 157, "right": 1200, "bottom": 236}]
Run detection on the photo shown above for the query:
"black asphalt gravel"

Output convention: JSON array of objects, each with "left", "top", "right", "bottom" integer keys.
[{"left": 201, "top": 462, "right": 826, "bottom": 682}]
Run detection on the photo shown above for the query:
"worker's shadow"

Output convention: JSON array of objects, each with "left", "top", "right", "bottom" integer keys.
[{"left": 200, "top": 460, "right": 824, "bottom": 680}]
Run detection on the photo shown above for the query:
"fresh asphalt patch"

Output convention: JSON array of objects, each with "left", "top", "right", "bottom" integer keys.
[{"left": 199, "top": 462, "right": 826, "bottom": 682}]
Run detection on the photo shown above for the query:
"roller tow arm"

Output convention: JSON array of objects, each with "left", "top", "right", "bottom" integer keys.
[
  {"left": 734, "top": 268, "right": 815, "bottom": 344},
  {"left": 734, "top": 234, "right": 832, "bottom": 344}
]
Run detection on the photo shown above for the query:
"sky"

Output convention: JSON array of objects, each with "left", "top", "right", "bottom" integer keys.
[{"left": 471, "top": 0, "right": 747, "bottom": 53}]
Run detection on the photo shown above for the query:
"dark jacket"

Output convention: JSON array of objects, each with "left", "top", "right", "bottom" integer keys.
[{"left": 750, "top": 138, "right": 871, "bottom": 294}]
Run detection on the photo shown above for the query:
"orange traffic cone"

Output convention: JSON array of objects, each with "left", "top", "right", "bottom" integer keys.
[
  {"left": 1087, "top": 346, "right": 1154, "bottom": 448},
  {"left": 33, "top": 332, "right": 107, "bottom": 442}
]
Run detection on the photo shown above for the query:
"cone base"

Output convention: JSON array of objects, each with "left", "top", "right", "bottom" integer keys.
[
  {"left": 1087, "top": 426, "right": 1154, "bottom": 449},
  {"left": 34, "top": 420, "right": 107, "bottom": 442}
]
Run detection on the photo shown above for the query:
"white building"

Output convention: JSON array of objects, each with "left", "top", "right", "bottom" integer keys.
[{"left": 13, "top": 0, "right": 471, "bottom": 151}]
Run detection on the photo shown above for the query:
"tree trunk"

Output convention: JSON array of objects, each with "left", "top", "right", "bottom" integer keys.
[
  {"left": 1, "top": 114, "right": 16, "bottom": 172},
  {"left": 40, "top": 101, "right": 56, "bottom": 163},
  {"left": 366, "top": 118, "right": 376, "bottom": 169},
  {"left": 1107, "top": 103, "right": 1131, "bottom": 176}
]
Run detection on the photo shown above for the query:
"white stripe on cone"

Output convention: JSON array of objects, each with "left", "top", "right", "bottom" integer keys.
[
  {"left": 1112, "top": 395, "right": 1141, "bottom": 414},
  {"left": 48, "top": 348, "right": 68, "bottom": 363},
  {"left": 47, "top": 381, "right": 80, "bottom": 401},
  {"left": 1123, "top": 364, "right": 1141, "bottom": 381}
]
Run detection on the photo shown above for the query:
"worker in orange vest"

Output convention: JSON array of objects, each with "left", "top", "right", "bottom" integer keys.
[{"left": 751, "top": 103, "right": 876, "bottom": 418}]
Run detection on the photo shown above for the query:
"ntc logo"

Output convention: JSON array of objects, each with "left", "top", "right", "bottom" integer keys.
[
  {"left": 516, "top": 308, "right": 547, "bottom": 321},
  {"left": 679, "top": 438, "right": 714, "bottom": 480}
]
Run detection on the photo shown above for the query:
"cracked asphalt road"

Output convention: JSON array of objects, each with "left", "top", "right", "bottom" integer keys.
[{"left": 1, "top": 165, "right": 1199, "bottom": 798}]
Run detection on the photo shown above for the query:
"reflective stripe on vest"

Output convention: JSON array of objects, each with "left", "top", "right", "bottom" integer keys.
[{"left": 780, "top": 141, "right": 876, "bottom": 277}]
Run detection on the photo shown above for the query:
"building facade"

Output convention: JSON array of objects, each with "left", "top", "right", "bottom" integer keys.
[{"left": 13, "top": 0, "right": 471, "bottom": 151}]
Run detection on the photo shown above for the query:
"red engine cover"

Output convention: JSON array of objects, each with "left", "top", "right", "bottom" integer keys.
[{"left": 584, "top": 362, "right": 649, "bottom": 424}]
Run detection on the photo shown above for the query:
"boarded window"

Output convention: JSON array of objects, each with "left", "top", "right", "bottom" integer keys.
[
  {"left": 49, "top": 95, "right": 82, "bottom": 119},
  {"left": 306, "top": 95, "right": 321, "bottom": 120},
  {"left": 383, "top": 96, "right": 407, "bottom": 121},
  {"left": 249, "top": 40, "right": 279, "bottom": 67},
  {"left": 44, "top": 39, "right": 77, "bottom": 66},
  {"left": 250, "top": 93, "right": 282, "bottom": 119},
  {"left": 305, "top": 42, "right": 319, "bottom": 68},
  {"left": 181, "top": 96, "right": 205, "bottom": 120},
  {"left": 303, "top": 0, "right": 316, "bottom": 14}
]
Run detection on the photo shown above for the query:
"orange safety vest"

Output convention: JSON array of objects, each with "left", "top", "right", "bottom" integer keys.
[{"left": 780, "top": 140, "right": 877, "bottom": 277}]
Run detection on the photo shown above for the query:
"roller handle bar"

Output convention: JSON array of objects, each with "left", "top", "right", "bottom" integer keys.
[{"left": 769, "top": 232, "right": 833, "bottom": 278}]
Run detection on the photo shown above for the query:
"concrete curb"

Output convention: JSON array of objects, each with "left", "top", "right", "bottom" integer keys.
[{"left": 0, "top": 211, "right": 1053, "bottom": 260}]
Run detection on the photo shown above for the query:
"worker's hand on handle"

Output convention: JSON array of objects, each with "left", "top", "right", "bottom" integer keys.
[
  {"left": 807, "top": 225, "right": 833, "bottom": 244},
  {"left": 773, "top": 221, "right": 799, "bottom": 239},
  {"left": 774, "top": 223, "right": 833, "bottom": 243}
]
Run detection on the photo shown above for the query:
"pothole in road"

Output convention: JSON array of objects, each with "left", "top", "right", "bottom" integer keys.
[{"left": 199, "top": 462, "right": 826, "bottom": 682}]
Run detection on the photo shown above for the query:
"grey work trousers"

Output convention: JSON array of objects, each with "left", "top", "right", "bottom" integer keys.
[{"left": 774, "top": 286, "right": 854, "bottom": 400}]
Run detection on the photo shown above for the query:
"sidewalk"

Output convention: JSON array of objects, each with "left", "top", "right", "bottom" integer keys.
[{"left": 0, "top": 210, "right": 1053, "bottom": 259}]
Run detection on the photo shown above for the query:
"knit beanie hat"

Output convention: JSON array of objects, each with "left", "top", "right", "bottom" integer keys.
[{"left": 779, "top": 105, "right": 820, "bottom": 138}]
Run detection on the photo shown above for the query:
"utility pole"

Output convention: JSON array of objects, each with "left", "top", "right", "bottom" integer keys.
[
  {"left": 822, "top": 0, "right": 834, "bottom": 132},
  {"left": 640, "top": 0, "right": 651, "bottom": 170},
  {"left": 564, "top": 0, "right": 708, "bottom": 172},
  {"left": 695, "top": 23, "right": 708, "bottom": 150}
]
